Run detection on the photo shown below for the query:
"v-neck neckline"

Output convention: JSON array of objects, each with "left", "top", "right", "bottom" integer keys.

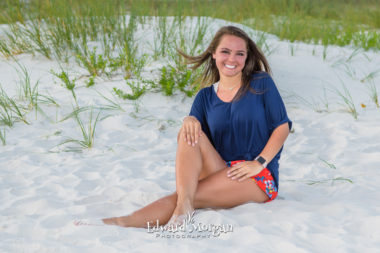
[{"left": 213, "top": 82, "right": 239, "bottom": 104}]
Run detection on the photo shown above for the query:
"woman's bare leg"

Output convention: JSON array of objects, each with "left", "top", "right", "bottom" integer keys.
[
  {"left": 169, "top": 127, "right": 231, "bottom": 223},
  {"left": 169, "top": 130, "right": 203, "bottom": 221},
  {"left": 103, "top": 129, "right": 225, "bottom": 227},
  {"left": 193, "top": 167, "right": 269, "bottom": 209},
  {"left": 102, "top": 193, "right": 177, "bottom": 227},
  {"left": 103, "top": 164, "right": 269, "bottom": 227}
]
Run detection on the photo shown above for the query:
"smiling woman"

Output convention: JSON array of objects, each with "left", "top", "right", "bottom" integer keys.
[
  {"left": 101, "top": 26, "right": 292, "bottom": 228},
  {"left": 212, "top": 35, "right": 247, "bottom": 81}
]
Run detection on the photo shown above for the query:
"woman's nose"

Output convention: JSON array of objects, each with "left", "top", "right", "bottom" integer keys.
[{"left": 228, "top": 53, "right": 237, "bottom": 62}]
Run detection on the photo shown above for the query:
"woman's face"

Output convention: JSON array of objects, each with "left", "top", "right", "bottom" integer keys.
[{"left": 212, "top": 35, "right": 247, "bottom": 79}]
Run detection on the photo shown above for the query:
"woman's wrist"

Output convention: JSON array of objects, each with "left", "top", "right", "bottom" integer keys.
[{"left": 254, "top": 155, "right": 268, "bottom": 168}]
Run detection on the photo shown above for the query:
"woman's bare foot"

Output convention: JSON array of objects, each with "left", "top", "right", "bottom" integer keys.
[
  {"left": 74, "top": 218, "right": 105, "bottom": 226},
  {"left": 166, "top": 199, "right": 194, "bottom": 226},
  {"left": 102, "top": 217, "right": 125, "bottom": 227}
]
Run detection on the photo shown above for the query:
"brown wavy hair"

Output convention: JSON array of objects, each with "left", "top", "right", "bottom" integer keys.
[{"left": 178, "top": 25, "right": 271, "bottom": 99}]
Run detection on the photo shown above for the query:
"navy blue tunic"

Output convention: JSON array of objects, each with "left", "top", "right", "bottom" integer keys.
[{"left": 189, "top": 72, "right": 292, "bottom": 188}]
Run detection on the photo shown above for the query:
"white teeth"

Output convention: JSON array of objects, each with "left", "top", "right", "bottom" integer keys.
[{"left": 225, "top": 64, "right": 236, "bottom": 69}]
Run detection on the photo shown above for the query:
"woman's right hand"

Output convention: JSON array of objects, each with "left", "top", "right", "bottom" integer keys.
[{"left": 182, "top": 116, "right": 202, "bottom": 146}]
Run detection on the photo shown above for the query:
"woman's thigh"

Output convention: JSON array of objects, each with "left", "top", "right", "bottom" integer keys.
[{"left": 194, "top": 167, "right": 269, "bottom": 209}]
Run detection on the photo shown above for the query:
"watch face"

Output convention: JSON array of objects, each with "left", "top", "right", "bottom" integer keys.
[{"left": 256, "top": 156, "right": 266, "bottom": 164}]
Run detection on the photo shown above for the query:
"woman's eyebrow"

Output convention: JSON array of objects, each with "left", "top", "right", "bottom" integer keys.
[{"left": 220, "top": 48, "right": 246, "bottom": 53}]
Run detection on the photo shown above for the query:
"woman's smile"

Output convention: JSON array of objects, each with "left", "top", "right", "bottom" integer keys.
[{"left": 224, "top": 64, "right": 237, "bottom": 69}]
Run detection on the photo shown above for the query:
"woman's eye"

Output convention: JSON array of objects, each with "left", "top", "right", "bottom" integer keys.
[{"left": 221, "top": 50, "right": 229, "bottom": 54}]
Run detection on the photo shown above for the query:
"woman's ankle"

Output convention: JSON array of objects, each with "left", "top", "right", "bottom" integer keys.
[{"left": 174, "top": 199, "right": 194, "bottom": 215}]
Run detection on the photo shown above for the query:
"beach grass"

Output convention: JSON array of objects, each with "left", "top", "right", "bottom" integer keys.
[
  {"left": 59, "top": 108, "right": 101, "bottom": 151},
  {"left": 333, "top": 81, "right": 358, "bottom": 119},
  {"left": 0, "top": 128, "right": 5, "bottom": 145},
  {"left": 360, "top": 68, "right": 380, "bottom": 83},
  {"left": 15, "top": 63, "right": 40, "bottom": 110},
  {"left": 0, "top": 0, "right": 378, "bottom": 151},
  {"left": 0, "top": 86, "right": 29, "bottom": 126},
  {"left": 307, "top": 177, "right": 354, "bottom": 185},
  {"left": 158, "top": 64, "right": 201, "bottom": 97},
  {"left": 318, "top": 157, "right": 337, "bottom": 170},
  {"left": 0, "top": 2, "right": 377, "bottom": 111},
  {"left": 95, "top": 91, "right": 125, "bottom": 112},
  {"left": 1, "top": 0, "right": 379, "bottom": 51},
  {"left": 0, "top": 94, "right": 15, "bottom": 127},
  {"left": 291, "top": 90, "right": 330, "bottom": 113},
  {"left": 51, "top": 69, "right": 78, "bottom": 104},
  {"left": 365, "top": 79, "right": 379, "bottom": 108},
  {"left": 75, "top": 46, "right": 110, "bottom": 77},
  {"left": 113, "top": 80, "right": 147, "bottom": 100}
]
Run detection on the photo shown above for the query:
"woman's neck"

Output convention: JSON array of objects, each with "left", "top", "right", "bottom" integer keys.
[{"left": 219, "top": 75, "right": 242, "bottom": 90}]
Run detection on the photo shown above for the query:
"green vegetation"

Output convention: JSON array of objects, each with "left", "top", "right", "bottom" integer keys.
[
  {"left": 15, "top": 63, "right": 40, "bottom": 111},
  {"left": 75, "top": 46, "right": 110, "bottom": 77},
  {"left": 0, "top": 0, "right": 379, "bottom": 147},
  {"left": 306, "top": 177, "right": 354, "bottom": 185},
  {"left": 334, "top": 80, "right": 359, "bottom": 120},
  {"left": 1, "top": 0, "right": 379, "bottom": 50},
  {"left": 51, "top": 70, "right": 78, "bottom": 103},
  {"left": 0, "top": 86, "right": 29, "bottom": 126},
  {"left": 59, "top": 108, "right": 101, "bottom": 151},
  {"left": 0, "top": 128, "right": 5, "bottom": 145},
  {"left": 113, "top": 80, "right": 147, "bottom": 100},
  {"left": 158, "top": 65, "right": 200, "bottom": 97},
  {"left": 365, "top": 79, "right": 379, "bottom": 108}
]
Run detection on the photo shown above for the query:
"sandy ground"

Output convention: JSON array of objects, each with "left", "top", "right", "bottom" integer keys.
[{"left": 0, "top": 17, "right": 380, "bottom": 253}]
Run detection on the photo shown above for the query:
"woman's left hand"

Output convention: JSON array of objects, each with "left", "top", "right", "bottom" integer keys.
[{"left": 227, "top": 161, "right": 264, "bottom": 182}]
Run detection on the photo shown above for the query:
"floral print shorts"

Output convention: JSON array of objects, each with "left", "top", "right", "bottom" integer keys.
[{"left": 226, "top": 160, "right": 278, "bottom": 202}]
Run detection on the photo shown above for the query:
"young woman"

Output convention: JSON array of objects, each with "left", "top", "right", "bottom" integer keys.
[{"left": 102, "top": 26, "right": 292, "bottom": 227}]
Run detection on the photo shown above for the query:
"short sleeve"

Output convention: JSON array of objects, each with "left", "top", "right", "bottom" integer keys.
[
  {"left": 189, "top": 89, "right": 204, "bottom": 122},
  {"left": 189, "top": 89, "right": 212, "bottom": 138},
  {"left": 263, "top": 77, "right": 292, "bottom": 131}
]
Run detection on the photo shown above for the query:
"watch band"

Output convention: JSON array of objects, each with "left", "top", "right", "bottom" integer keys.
[{"left": 255, "top": 156, "right": 268, "bottom": 168}]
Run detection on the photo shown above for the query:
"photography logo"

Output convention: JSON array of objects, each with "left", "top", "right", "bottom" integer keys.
[{"left": 147, "top": 211, "right": 233, "bottom": 239}]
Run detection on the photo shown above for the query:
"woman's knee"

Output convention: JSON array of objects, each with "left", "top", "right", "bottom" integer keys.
[
  {"left": 177, "top": 128, "right": 184, "bottom": 143},
  {"left": 177, "top": 127, "right": 207, "bottom": 144}
]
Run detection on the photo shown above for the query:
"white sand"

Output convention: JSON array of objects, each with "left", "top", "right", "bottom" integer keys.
[{"left": 1, "top": 17, "right": 380, "bottom": 252}]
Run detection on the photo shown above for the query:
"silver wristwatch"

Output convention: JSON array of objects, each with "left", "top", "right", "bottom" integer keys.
[{"left": 255, "top": 156, "right": 268, "bottom": 168}]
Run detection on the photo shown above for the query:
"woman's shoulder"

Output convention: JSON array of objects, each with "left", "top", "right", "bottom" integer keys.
[
  {"left": 193, "top": 85, "right": 214, "bottom": 102},
  {"left": 196, "top": 85, "right": 214, "bottom": 96},
  {"left": 251, "top": 71, "right": 271, "bottom": 81},
  {"left": 249, "top": 71, "right": 274, "bottom": 89}
]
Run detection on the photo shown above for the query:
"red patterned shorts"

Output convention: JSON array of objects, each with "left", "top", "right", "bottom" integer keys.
[{"left": 226, "top": 160, "right": 278, "bottom": 202}]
